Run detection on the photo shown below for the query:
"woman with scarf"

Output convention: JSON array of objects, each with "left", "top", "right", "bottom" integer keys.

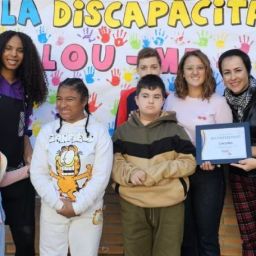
[{"left": 218, "top": 49, "right": 256, "bottom": 255}]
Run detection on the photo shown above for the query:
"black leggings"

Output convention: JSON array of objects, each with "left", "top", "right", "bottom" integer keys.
[{"left": 9, "top": 225, "right": 35, "bottom": 256}]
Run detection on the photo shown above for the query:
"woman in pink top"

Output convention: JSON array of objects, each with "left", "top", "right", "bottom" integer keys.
[{"left": 164, "top": 50, "right": 232, "bottom": 256}]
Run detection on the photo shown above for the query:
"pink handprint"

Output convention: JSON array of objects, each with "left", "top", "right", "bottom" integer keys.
[
  {"left": 51, "top": 70, "right": 63, "bottom": 86},
  {"left": 113, "top": 29, "right": 128, "bottom": 47},
  {"left": 237, "top": 35, "right": 254, "bottom": 54},
  {"left": 97, "top": 26, "right": 111, "bottom": 43},
  {"left": 56, "top": 36, "right": 64, "bottom": 46},
  {"left": 106, "top": 68, "right": 121, "bottom": 86},
  {"left": 89, "top": 92, "right": 102, "bottom": 113}
]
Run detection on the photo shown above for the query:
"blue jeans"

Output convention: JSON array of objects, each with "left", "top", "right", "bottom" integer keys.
[
  {"left": 0, "top": 193, "right": 5, "bottom": 256},
  {"left": 181, "top": 166, "right": 225, "bottom": 256}
]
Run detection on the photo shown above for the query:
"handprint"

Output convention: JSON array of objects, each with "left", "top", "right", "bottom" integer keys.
[
  {"left": 37, "top": 26, "right": 51, "bottom": 44},
  {"left": 97, "top": 26, "right": 111, "bottom": 43},
  {"left": 89, "top": 92, "right": 102, "bottom": 113},
  {"left": 142, "top": 36, "right": 151, "bottom": 48},
  {"left": 56, "top": 36, "right": 64, "bottom": 46},
  {"left": 108, "top": 121, "right": 115, "bottom": 137},
  {"left": 121, "top": 83, "right": 132, "bottom": 91},
  {"left": 113, "top": 29, "right": 128, "bottom": 47},
  {"left": 32, "top": 120, "right": 42, "bottom": 137},
  {"left": 73, "top": 71, "right": 82, "bottom": 78},
  {"left": 129, "top": 34, "right": 141, "bottom": 49},
  {"left": 84, "top": 66, "right": 95, "bottom": 84},
  {"left": 194, "top": 31, "right": 211, "bottom": 47},
  {"left": 51, "top": 70, "right": 63, "bottom": 86},
  {"left": 153, "top": 28, "right": 168, "bottom": 46},
  {"left": 236, "top": 35, "right": 254, "bottom": 54},
  {"left": 123, "top": 68, "right": 135, "bottom": 83},
  {"left": 167, "top": 76, "right": 176, "bottom": 92},
  {"left": 213, "top": 71, "right": 225, "bottom": 95},
  {"left": 77, "top": 28, "right": 96, "bottom": 43},
  {"left": 0, "top": 26, "right": 6, "bottom": 34},
  {"left": 47, "top": 90, "right": 57, "bottom": 105},
  {"left": 171, "top": 31, "right": 190, "bottom": 45},
  {"left": 110, "top": 99, "right": 119, "bottom": 116},
  {"left": 106, "top": 68, "right": 121, "bottom": 86},
  {"left": 214, "top": 33, "right": 227, "bottom": 49}
]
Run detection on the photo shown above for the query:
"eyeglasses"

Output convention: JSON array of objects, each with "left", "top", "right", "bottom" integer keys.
[{"left": 184, "top": 65, "right": 205, "bottom": 72}]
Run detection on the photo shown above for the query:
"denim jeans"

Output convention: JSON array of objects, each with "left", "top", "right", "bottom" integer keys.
[
  {"left": 181, "top": 166, "right": 225, "bottom": 256},
  {"left": 0, "top": 193, "right": 5, "bottom": 256}
]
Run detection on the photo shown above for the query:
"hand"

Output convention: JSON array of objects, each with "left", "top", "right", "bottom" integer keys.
[
  {"left": 230, "top": 158, "right": 256, "bottom": 172},
  {"left": 200, "top": 161, "right": 215, "bottom": 171},
  {"left": 57, "top": 198, "right": 77, "bottom": 218},
  {"left": 130, "top": 170, "right": 146, "bottom": 185}
]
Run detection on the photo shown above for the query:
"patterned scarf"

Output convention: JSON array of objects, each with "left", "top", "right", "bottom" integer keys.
[{"left": 224, "top": 76, "right": 256, "bottom": 122}]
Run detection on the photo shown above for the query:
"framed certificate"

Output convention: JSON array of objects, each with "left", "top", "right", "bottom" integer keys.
[{"left": 196, "top": 122, "right": 252, "bottom": 164}]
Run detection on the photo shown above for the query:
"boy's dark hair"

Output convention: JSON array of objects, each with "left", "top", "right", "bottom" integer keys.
[
  {"left": 218, "top": 49, "right": 251, "bottom": 76},
  {"left": 137, "top": 47, "right": 161, "bottom": 67},
  {"left": 0, "top": 30, "right": 48, "bottom": 105},
  {"left": 136, "top": 74, "right": 166, "bottom": 98},
  {"left": 56, "top": 78, "right": 90, "bottom": 136}
]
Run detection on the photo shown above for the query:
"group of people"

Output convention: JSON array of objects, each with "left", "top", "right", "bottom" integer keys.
[{"left": 0, "top": 29, "right": 255, "bottom": 256}]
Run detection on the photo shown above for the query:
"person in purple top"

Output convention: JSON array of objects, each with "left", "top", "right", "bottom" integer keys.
[{"left": 0, "top": 30, "right": 48, "bottom": 256}]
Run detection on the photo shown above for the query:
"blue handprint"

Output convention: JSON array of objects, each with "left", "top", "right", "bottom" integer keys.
[
  {"left": 142, "top": 36, "right": 151, "bottom": 48},
  {"left": 85, "top": 66, "right": 95, "bottom": 84},
  {"left": 213, "top": 70, "right": 225, "bottom": 95},
  {"left": 167, "top": 75, "right": 176, "bottom": 92},
  {"left": 108, "top": 121, "right": 115, "bottom": 137},
  {"left": 37, "top": 26, "right": 51, "bottom": 44},
  {"left": 153, "top": 29, "right": 168, "bottom": 46}
]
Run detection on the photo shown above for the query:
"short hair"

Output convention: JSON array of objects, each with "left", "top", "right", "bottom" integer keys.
[
  {"left": 175, "top": 50, "right": 216, "bottom": 99},
  {"left": 218, "top": 49, "right": 251, "bottom": 76},
  {"left": 136, "top": 74, "right": 166, "bottom": 98},
  {"left": 137, "top": 47, "right": 161, "bottom": 67}
]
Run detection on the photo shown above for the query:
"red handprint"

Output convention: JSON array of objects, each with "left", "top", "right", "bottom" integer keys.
[
  {"left": 106, "top": 68, "right": 121, "bottom": 86},
  {"left": 97, "top": 26, "right": 111, "bottom": 43},
  {"left": 51, "top": 70, "right": 63, "bottom": 86},
  {"left": 113, "top": 29, "right": 128, "bottom": 47},
  {"left": 237, "top": 35, "right": 254, "bottom": 54},
  {"left": 89, "top": 92, "right": 102, "bottom": 113}
]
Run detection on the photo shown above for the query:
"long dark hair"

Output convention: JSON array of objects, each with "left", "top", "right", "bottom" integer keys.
[
  {"left": 0, "top": 30, "right": 48, "bottom": 106},
  {"left": 56, "top": 78, "right": 90, "bottom": 136}
]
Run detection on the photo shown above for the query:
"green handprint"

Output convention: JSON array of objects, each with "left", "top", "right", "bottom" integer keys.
[
  {"left": 129, "top": 34, "right": 141, "bottom": 49},
  {"left": 111, "top": 99, "right": 119, "bottom": 116},
  {"left": 195, "top": 31, "right": 212, "bottom": 47}
]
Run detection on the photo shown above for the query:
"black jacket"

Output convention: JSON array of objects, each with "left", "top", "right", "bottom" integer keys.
[{"left": 228, "top": 87, "right": 256, "bottom": 176}]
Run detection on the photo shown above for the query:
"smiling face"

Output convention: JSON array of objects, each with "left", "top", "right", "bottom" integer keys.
[
  {"left": 221, "top": 55, "right": 249, "bottom": 94},
  {"left": 56, "top": 86, "right": 86, "bottom": 123},
  {"left": 1, "top": 35, "right": 24, "bottom": 75},
  {"left": 135, "top": 87, "right": 164, "bottom": 122},
  {"left": 137, "top": 57, "right": 161, "bottom": 78},
  {"left": 183, "top": 55, "right": 206, "bottom": 93}
]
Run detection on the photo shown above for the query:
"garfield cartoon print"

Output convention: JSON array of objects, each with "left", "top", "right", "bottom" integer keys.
[
  {"left": 30, "top": 78, "right": 113, "bottom": 256},
  {"left": 50, "top": 145, "right": 92, "bottom": 201}
]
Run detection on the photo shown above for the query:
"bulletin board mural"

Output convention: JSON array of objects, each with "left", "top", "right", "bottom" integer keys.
[{"left": 2, "top": 0, "right": 256, "bottom": 142}]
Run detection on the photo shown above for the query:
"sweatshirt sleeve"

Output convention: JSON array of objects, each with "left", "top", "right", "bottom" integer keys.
[
  {"left": 144, "top": 130, "right": 196, "bottom": 185},
  {"left": 111, "top": 130, "right": 142, "bottom": 186},
  {"left": 72, "top": 126, "right": 113, "bottom": 215},
  {"left": 30, "top": 127, "right": 63, "bottom": 211},
  {"left": 0, "top": 166, "right": 29, "bottom": 187}
]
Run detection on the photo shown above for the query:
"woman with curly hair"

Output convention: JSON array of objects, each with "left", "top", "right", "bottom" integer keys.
[
  {"left": 0, "top": 30, "right": 48, "bottom": 256},
  {"left": 164, "top": 50, "right": 232, "bottom": 256}
]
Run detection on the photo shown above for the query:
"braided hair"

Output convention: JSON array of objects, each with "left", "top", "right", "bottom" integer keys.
[{"left": 56, "top": 78, "right": 90, "bottom": 136}]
